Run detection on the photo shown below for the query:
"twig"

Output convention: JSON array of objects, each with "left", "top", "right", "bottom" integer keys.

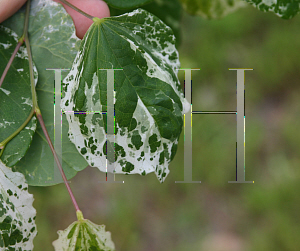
[{"left": 24, "top": 0, "right": 82, "bottom": 213}]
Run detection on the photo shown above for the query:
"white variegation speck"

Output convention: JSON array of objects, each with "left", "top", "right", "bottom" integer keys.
[
  {"left": 21, "top": 97, "right": 33, "bottom": 106},
  {"left": 0, "top": 42, "right": 12, "bottom": 49},
  {"left": 0, "top": 121, "right": 15, "bottom": 129},
  {"left": 127, "top": 8, "right": 143, "bottom": 17},
  {"left": 0, "top": 87, "right": 11, "bottom": 95}
]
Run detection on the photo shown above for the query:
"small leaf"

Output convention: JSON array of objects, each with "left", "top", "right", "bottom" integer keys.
[
  {"left": 52, "top": 211, "right": 115, "bottom": 251},
  {"left": 3, "top": 0, "right": 88, "bottom": 186},
  {"left": 0, "top": 25, "right": 38, "bottom": 167},
  {"left": 244, "top": 0, "right": 300, "bottom": 19},
  {"left": 0, "top": 160, "right": 37, "bottom": 250},
  {"left": 105, "top": 0, "right": 153, "bottom": 9},
  {"left": 61, "top": 9, "right": 189, "bottom": 182},
  {"left": 180, "top": 0, "right": 247, "bottom": 19}
]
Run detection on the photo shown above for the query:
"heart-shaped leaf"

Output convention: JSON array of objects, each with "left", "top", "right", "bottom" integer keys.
[
  {"left": 61, "top": 9, "right": 189, "bottom": 182},
  {"left": 3, "top": 0, "right": 88, "bottom": 186},
  {"left": 0, "top": 161, "right": 37, "bottom": 250},
  {"left": 0, "top": 25, "right": 38, "bottom": 167}
]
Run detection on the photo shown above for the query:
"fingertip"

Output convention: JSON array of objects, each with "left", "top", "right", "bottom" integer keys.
[
  {"left": 0, "top": 0, "right": 27, "bottom": 23},
  {"left": 54, "top": 0, "right": 110, "bottom": 39}
]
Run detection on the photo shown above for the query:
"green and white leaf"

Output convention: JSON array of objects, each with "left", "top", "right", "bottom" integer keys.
[
  {"left": 244, "top": 0, "right": 300, "bottom": 19},
  {"left": 143, "top": 0, "right": 183, "bottom": 47},
  {"left": 180, "top": 0, "right": 247, "bottom": 19},
  {"left": 0, "top": 26, "right": 38, "bottom": 167},
  {"left": 61, "top": 9, "right": 189, "bottom": 182},
  {"left": 0, "top": 161, "right": 37, "bottom": 250},
  {"left": 2, "top": 0, "right": 88, "bottom": 186},
  {"left": 110, "top": 0, "right": 183, "bottom": 47},
  {"left": 105, "top": 0, "right": 153, "bottom": 9},
  {"left": 53, "top": 212, "right": 115, "bottom": 251}
]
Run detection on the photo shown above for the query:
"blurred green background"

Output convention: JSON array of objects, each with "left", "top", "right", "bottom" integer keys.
[{"left": 30, "top": 4, "right": 300, "bottom": 251}]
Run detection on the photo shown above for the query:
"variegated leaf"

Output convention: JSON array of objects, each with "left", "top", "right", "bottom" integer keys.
[
  {"left": 180, "top": 0, "right": 247, "bottom": 19},
  {"left": 244, "top": 0, "right": 300, "bottom": 19},
  {"left": 2, "top": 0, "right": 88, "bottom": 186},
  {"left": 61, "top": 9, "right": 189, "bottom": 182},
  {"left": 0, "top": 25, "right": 38, "bottom": 167},
  {"left": 52, "top": 211, "right": 115, "bottom": 251},
  {"left": 0, "top": 161, "right": 37, "bottom": 250}
]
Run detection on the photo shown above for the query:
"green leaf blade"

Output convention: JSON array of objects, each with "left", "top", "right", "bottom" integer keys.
[
  {"left": 3, "top": 0, "right": 88, "bottom": 186},
  {"left": 62, "top": 9, "right": 189, "bottom": 182},
  {"left": 0, "top": 25, "right": 38, "bottom": 167}
]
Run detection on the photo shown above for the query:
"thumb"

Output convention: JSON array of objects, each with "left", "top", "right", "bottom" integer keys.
[
  {"left": 0, "top": 0, "right": 27, "bottom": 23},
  {"left": 54, "top": 0, "right": 110, "bottom": 39}
]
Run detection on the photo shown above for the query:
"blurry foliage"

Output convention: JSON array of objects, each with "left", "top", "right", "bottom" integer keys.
[
  {"left": 180, "top": 0, "right": 247, "bottom": 19},
  {"left": 30, "top": 3, "right": 299, "bottom": 251}
]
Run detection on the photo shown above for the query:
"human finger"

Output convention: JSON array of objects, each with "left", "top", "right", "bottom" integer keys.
[
  {"left": 54, "top": 0, "right": 110, "bottom": 39},
  {"left": 0, "top": 0, "right": 27, "bottom": 23}
]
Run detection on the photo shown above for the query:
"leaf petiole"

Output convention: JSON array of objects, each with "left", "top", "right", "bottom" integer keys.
[
  {"left": 23, "top": 0, "right": 81, "bottom": 212},
  {"left": 0, "top": 37, "right": 24, "bottom": 88},
  {"left": 58, "top": 0, "right": 95, "bottom": 20},
  {"left": 0, "top": 108, "right": 35, "bottom": 156},
  {"left": 1, "top": 0, "right": 82, "bottom": 214}
]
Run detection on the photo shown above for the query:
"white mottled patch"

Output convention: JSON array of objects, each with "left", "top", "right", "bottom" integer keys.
[
  {"left": 21, "top": 97, "right": 33, "bottom": 106},
  {"left": 0, "top": 42, "right": 12, "bottom": 49},
  {"left": 46, "top": 24, "right": 59, "bottom": 32},
  {"left": 0, "top": 87, "right": 11, "bottom": 95},
  {"left": 262, "top": 0, "right": 277, "bottom": 6},
  {"left": 29, "top": 0, "right": 80, "bottom": 59},
  {"left": 30, "top": 0, "right": 60, "bottom": 16},
  {"left": 0, "top": 121, "right": 15, "bottom": 129},
  {"left": 0, "top": 161, "right": 37, "bottom": 251},
  {"left": 119, "top": 10, "right": 190, "bottom": 114},
  {"left": 126, "top": 8, "right": 143, "bottom": 17},
  {"left": 120, "top": 35, "right": 137, "bottom": 53},
  {"left": 84, "top": 72, "right": 101, "bottom": 111},
  {"left": 0, "top": 26, "right": 38, "bottom": 86},
  {"left": 245, "top": 0, "right": 297, "bottom": 18},
  {"left": 6, "top": 121, "right": 15, "bottom": 126},
  {"left": 25, "top": 120, "right": 37, "bottom": 131},
  {"left": 61, "top": 42, "right": 107, "bottom": 169}
]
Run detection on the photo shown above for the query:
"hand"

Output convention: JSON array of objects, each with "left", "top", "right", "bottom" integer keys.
[
  {"left": 54, "top": 0, "right": 110, "bottom": 39},
  {"left": 0, "top": 0, "right": 110, "bottom": 39},
  {"left": 0, "top": 0, "right": 27, "bottom": 24}
]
